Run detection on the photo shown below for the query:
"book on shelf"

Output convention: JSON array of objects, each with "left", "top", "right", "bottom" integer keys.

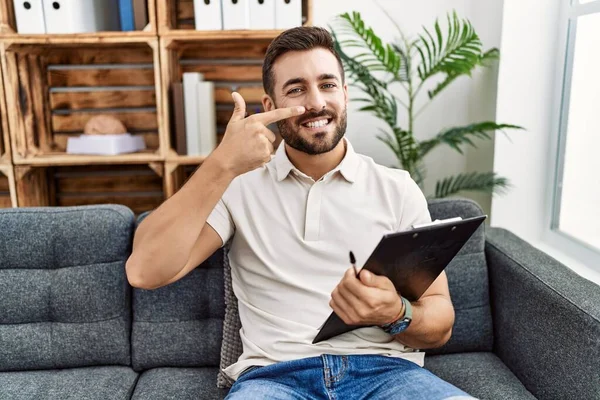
[
  {"left": 132, "top": 0, "right": 148, "bottom": 30},
  {"left": 118, "top": 0, "right": 135, "bottom": 31},
  {"left": 171, "top": 82, "right": 187, "bottom": 156},
  {"left": 182, "top": 72, "right": 217, "bottom": 157}
]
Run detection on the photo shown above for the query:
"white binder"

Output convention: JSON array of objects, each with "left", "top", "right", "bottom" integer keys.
[
  {"left": 42, "top": 0, "right": 120, "bottom": 34},
  {"left": 274, "top": 0, "right": 301, "bottom": 29},
  {"left": 13, "top": 0, "right": 46, "bottom": 34},
  {"left": 222, "top": 0, "right": 249, "bottom": 30},
  {"left": 183, "top": 72, "right": 203, "bottom": 156},
  {"left": 194, "top": 0, "right": 223, "bottom": 31},
  {"left": 196, "top": 81, "right": 217, "bottom": 156},
  {"left": 249, "top": 0, "right": 275, "bottom": 30}
]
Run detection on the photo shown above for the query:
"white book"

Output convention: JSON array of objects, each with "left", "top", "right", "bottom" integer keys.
[
  {"left": 13, "top": 0, "right": 46, "bottom": 34},
  {"left": 183, "top": 72, "right": 203, "bottom": 156},
  {"left": 194, "top": 0, "right": 223, "bottom": 30},
  {"left": 66, "top": 134, "right": 146, "bottom": 155},
  {"left": 249, "top": 0, "right": 275, "bottom": 30},
  {"left": 196, "top": 81, "right": 217, "bottom": 156},
  {"left": 274, "top": 0, "right": 301, "bottom": 29},
  {"left": 222, "top": 0, "right": 249, "bottom": 30},
  {"left": 42, "top": 0, "right": 120, "bottom": 34}
]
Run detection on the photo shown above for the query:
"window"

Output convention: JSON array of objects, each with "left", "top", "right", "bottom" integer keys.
[{"left": 553, "top": 0, "right": 600, "bottom": 252}]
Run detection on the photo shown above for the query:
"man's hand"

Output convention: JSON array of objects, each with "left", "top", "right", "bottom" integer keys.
[
  {"left": 330, "top": 268, "right": 404, "bottom": 327},
  {"left": 210, "top": 92, "right": 305, "bottom": 177}
]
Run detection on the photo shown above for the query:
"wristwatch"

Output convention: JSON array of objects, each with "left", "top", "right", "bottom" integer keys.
[{"left": 381, "top": 296, "right": 412, "bottom": 335}]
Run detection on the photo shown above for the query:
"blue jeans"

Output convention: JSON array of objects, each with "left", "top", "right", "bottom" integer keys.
[{"left": 225, "top": 354, "right": 476, "bottom": 400}]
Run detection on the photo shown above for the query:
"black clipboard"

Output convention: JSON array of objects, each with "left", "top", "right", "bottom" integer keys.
[{"left": 312, "top": 214, "right": 487, "bottom": 344}]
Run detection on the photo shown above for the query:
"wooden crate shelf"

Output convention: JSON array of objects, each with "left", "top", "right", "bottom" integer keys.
[
  {"left": 0, "top": 163, "right": 16, "bottom": 207},
  {"left": 1, "top": 39, "right": 166, "bottom": 164},
  {"left": 158, "top": 0, "right": 312, "bottom": 34},
  {"left": 14, "top": 163, "right": 165, "bottom": 214},
  {"left": 0, "top": 0, "right": 157, "bottom": 36}
]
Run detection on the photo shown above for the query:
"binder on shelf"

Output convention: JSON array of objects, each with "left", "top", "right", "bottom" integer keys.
[
  {"left": 42, "top": 0, "right": 121, "bottom": 34},
  {"left": 194, "top": 0, "right": 223, "bottom": 31},
  {"left": 249, "top": 0, "right": 275, "bottom": 30},
  {"left": 196, "top": 81, "right": 217, "bottom": 156},
  {"left": 222, "top": 0, "right": 249, "bottom": 30},
  {"left": 132, "top": 0, "right": 148, "bottom": 30},
  {"left": 13, "top": 0, "right": 46, "bottom": 34},
  {"left": 118, "top": 0, "right": 135, "bottom": 31},
  {"left": 274, "top": 0, "right": 301, "bottom": 29},
  {"left": 183, "top": 72, "right": 202, "bottom": 156}
]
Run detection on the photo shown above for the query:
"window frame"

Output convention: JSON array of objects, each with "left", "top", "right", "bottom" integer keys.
[{"left": 545, "top": 0, "right": 600, "bottom": 267}]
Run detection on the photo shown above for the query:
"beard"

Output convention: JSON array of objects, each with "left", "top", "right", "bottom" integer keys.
[{"left": 275, "top": 106, "right": 347, "bottom": 155}]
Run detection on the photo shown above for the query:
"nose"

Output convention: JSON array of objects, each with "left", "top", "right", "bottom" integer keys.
[{"left": 304, "top": 87, "right": 327, "bottom": 112}]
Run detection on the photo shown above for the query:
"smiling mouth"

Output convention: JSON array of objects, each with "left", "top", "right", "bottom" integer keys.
[{"left": 300, "top": 118, "right": 332, "bottom": 130}]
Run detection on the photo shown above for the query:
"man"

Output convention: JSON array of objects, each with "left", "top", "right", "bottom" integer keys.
[{"left": 126, "top": 27, "right": 474, "bottom": 400}]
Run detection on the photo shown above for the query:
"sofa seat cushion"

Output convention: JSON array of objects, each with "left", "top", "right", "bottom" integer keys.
[
  {"left": 425, "top": 352, "right": 536, "bottom": 400},
  {"left": 131, "top": 367, "right": 229, "bottom": 400},
  {"left": 0, "top": 366, "right": 138, "bottom": 400}
]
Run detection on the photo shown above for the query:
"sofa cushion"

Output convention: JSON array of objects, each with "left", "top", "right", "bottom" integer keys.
[
  {"left": 0, "top": 205, "right": 134, "bottom": 371},
  {"left": 425, "top": 198, "right": 493, "bottom": 355},
  {"left": 0, "top": 366, "right": 138, "bottom": 400},
  {"left": 425, "top": 352, "right": 536, "bottom": 400},
  {"left": 131, "top": 212, "right": 225, "bottom": 371},
  {"left": 131, "top": 367, "right": 229, "bottom": 400}
]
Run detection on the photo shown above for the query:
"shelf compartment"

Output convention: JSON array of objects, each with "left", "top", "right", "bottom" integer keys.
[
  {"left": 1, "top": 39, "right": 166, "bottom": 164},
  {"left": 158, "top": 0, "right": 312, "bottom": 35},
  {"left": 0, "top": 163, "right": 16, "bottom": 207},
  {"left": 161, "top": 35, "right": 276, "bottom": 163},
  {"left": 14, "top": 163, "right": 165, "bottom": 214},
  {"left": 0, "top": 0, "right": 157, "bottom": 37}
]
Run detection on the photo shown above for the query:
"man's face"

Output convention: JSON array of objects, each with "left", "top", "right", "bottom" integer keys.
[{"left": 265, "top": 48, "right": 348, "bottom": 155}]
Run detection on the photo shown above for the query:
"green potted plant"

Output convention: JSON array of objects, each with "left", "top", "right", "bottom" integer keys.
[{"left": 330, "top": 10, "right": 523, "bottom": 198}]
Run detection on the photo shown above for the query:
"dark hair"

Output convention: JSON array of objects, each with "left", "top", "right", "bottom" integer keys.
[{"left": 262, "top": 26, "right": 345, "bottom": 98}]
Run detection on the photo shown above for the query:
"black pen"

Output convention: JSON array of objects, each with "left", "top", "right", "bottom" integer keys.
[{"left": 349, "top": 251, "right": 359, "bottom": 277}]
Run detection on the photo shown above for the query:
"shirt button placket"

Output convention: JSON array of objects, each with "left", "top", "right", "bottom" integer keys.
[{"left": 304, "top": 181, "right": 323, "bottom": 241}]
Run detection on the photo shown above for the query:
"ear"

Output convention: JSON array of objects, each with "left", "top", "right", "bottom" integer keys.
[
  {"left": 343, "top": 83, "right": 349, "bottom": 106},
  {"left": 262, "top": 94, "right": 275, "bottom": 112}
]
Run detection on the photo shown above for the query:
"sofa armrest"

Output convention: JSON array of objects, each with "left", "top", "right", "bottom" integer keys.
[{"left": 486, "top": 228, "right": 600, "bottom": 400}]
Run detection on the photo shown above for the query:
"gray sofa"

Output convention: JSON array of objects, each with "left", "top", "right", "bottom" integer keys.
[{"left": 0, "top": 198, "right": 598, "bottom": 400}]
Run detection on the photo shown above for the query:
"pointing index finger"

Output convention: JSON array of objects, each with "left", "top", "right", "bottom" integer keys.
[{"left": 254, "top": 106, "right": 305, "bottom": 125}]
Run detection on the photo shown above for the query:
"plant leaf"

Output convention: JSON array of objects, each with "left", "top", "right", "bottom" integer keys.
[
  {"left": 416, "top": 11, "right": 484, "bottom": 91},
  {"left": 419, "top": 122, "right": 524, "bottom": 158},
  {"left": 434, "top": 172, "right": 511, "bottom": 198},
  {"left": 334, "top": 12, "right": 402, "bottom": 78}
]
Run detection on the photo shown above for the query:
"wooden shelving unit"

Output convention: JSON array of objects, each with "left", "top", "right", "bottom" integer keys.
[{"left": 0, "top": 0, "right": 312, "bottom": 212}]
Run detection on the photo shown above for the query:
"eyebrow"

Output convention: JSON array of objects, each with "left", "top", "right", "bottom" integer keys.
[{"left": 282, "top": 74, "right": 340, "bottom": 89}]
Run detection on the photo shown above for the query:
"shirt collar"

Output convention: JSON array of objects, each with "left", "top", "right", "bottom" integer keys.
[{"left": 274, "top": 137, "right": 360, "bottom": 183}]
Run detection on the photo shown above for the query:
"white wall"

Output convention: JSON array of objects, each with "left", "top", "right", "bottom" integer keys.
[{"left": 313, "top": 0, "right": 505, "bottom": 217}]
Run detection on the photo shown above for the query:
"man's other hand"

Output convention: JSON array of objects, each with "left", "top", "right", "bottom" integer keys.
[{"left": 330, "top": 268, "right": 404, "bottom": 327}]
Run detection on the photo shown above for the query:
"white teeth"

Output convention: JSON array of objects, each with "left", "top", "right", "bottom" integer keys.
[{"left": 305, "top": 119, "right": 329, "bottom": 128}]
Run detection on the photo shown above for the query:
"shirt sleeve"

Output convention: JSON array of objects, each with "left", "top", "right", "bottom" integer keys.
[
  {"left": 206, "top": 196, "right": 235, "bottom": 247},
  {"left": 397, "top": 173, "right": 432, "bottom": 231}
]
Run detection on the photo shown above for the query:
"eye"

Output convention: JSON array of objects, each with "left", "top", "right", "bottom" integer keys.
[
  {"left": 322, "top": 83, "right": 337, "bottom": 89},
  {"left": 287, "top": 87, "right": 303, "bottom": 95}
]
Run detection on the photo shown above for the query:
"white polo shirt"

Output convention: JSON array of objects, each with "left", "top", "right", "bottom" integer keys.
[{"left": 206, "top": 138, "right": 432, "bottom": 381}]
